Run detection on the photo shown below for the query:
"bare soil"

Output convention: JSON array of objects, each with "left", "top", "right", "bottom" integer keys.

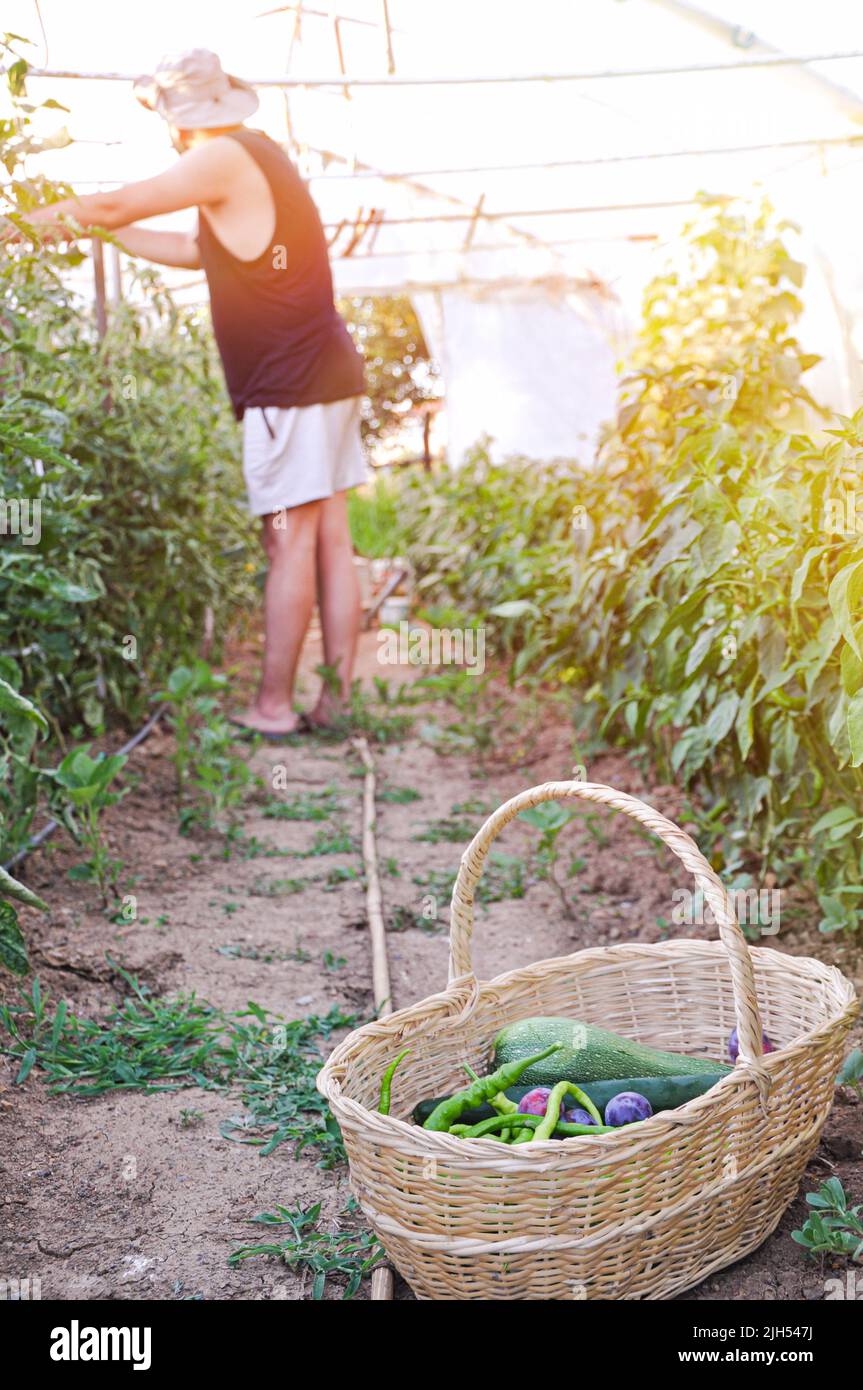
[{"left": 2, "top": 631, "right": 861, "bottom": 1302}]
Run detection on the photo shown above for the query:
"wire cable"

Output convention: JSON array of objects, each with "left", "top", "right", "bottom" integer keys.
[
  {"left": 20, "top": 49, "right": 863, "bottom": 88},
  {"left": 302, "top": 132, "right": 863, "bottom": 181}
]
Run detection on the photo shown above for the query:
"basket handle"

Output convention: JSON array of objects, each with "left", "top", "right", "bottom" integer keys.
[{"left": 449, "top": 779, "right": 769, "bottom": 1076}]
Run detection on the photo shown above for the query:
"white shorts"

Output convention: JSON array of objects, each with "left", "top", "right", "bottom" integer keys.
[{"left": 242, "top": 395, "right": 368, "bottom": 516}]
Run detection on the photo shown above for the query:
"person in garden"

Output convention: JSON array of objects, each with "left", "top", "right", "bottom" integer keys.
[{"left": 24, "top": 49, "right": 366, "bottom": 738}]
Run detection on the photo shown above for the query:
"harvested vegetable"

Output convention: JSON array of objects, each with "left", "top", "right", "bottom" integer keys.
[
  {"left": 422, "top": 1043, "right": 563, "bottom": 1131},
  {"left": 493, "top": 1016, "right": 731, "bottom": 1085},
  {"left": 451, "top": 1113, "right": 612, "bottom": 1140},
  {"left": 463, "top": 1061, "right": 518, "bottom": 1115},
  {"left": 412, "top": 1071, "right": 726, "bottom": 1127},
  {"left": 534, "top": 1082, "right": 603, "bottom": 1141},
  {"left": 456, "top": 1113, "right": 537, "bottom": 1140},
  {"left": 378, "top": 1048, "right": 410, "bottom": 1116},
  {"left": 728, "top": 1027, "right": 775, "bottom": 1062},
  {"left": 562, "top": 1106, "right": 596, "bottom": 1126},
  {"left": 518, "top": 1086, "right": 560, "bottom": 1117},
  {"left": 604, "top": 1091, "right": 653, "bottom": 1126}
]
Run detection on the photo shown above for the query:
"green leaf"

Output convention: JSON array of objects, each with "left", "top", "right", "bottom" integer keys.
[
  {"left": 0, "top": 864, "right": 48, "bottom": 912},
  {"left": 847, "top": 689, "right": 863, "bottom": 767},
  {"left": 828, "top": 559, "right": 863, "bottom": 661},
  {"left": 697, "top": 519, "right": 741, "bottom": 578},
  {"left": 0, "top": 901, "right": 29, "bottom": 976},
  {"left": 646, "top": 518, "right": 702, "bottom": 579},
  {"left": 50, "top": 998, "right": 68, "bottom": 1052},
  {"left": 0, "top": 677, "right": 48, "bottom": 730},
  {"left": 704, "top": 692, "right": 739, "bottom": 746},
  {"left": 735, "top": 679, "right": 756, "bottom": 760},
  {"left": 684, "top": 625, "right": 717, "bottom": 679},
  {"left": 15, "top": 1047, "right": 37, "bottom": 1084},
  {"left": 837, "top": 1049, "right": 863, "bottom": 1086},
  {"left": 840, "top": 631, "right": 863, "bottom": 698},
  {"left": 790, "top": 545, "right": 824, "bottom": 606},
  {"left": 810, "top": 805, "right": 860, "bottom": 836},
  {"left": 655, "top": 588, "right": 706, "bottom": 644},
  {"left": 488, "top": 600, "right": 539, "bottom": 620}
]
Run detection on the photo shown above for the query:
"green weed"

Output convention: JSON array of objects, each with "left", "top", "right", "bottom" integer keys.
[
  {"left": 413, "top": 851, "right": 526, "bottom": 907},
  {"left": 262, "top": 788, "right": 344, "bottom": 822},
  {"left": 837, "top": 1048, "right": 863, "bottom": 1099},
  {"left": 414, "top": 816, "right": 476, "bottom": 845},
  {"left": 247, "top": 876, "right": 308, "bottom": 897},
  {"left": 229, "top": 1200, "right": 384, "bottom": 1299},
  {"left": 378, "top": 785, "right": 422, "bottom": 805},
  {"left": 298, "top": 827, "right": 357, "bottom": 858},
  {"left": 792, "top": 1178, "right": 863, "bottom": 1261},
  {"left": 0, "top": 967, "right": 357, "bottom": 1164}
]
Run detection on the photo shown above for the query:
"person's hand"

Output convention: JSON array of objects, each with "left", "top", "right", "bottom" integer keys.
[
  {"left": 0, "top": 215, "right": 21, "bottom": 245},
  {"left": 0, "top": 206, "right": 82, "bottom": 246}
]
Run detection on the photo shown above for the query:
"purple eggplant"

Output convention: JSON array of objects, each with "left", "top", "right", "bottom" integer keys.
[
  {"left": 604, "top": 1091, "right": 653, "bottom": 1127},
  {"left": 562, "top": 1106, "right": 597, "bottom": 1127},
  {"left": 728, "top": 1027, "right": 775, "bottom": 1062},
  {"left": 518, "top": 1086, "right": 560, "bottom": 1118}
]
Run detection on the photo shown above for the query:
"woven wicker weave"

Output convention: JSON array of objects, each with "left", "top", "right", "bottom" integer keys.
[{"left": 317, "top": 780, "right": 858, "bottom": 1300}]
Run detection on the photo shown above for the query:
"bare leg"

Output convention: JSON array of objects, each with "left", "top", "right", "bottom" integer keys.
[
  {"left": 234, "top": 502, "right": 321, "bottom": 734},
  {"left": 308, "top": 490, "right": 361, "bottom": 726}
]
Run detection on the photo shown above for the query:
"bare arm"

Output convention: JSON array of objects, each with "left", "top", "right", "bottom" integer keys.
[
  {"left": 114, "top": 224, "right": 201, "bottom": 269},
  {"left": 23, "top": 139, "right": 236, "bottom": 239}
]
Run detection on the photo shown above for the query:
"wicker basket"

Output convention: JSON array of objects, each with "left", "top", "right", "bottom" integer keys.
[{"left": 317, "top": 780, "right": 858, "bottom": 1300}]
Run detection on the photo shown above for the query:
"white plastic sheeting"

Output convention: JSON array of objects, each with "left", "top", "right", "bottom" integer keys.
[{"left": 413, "top": 282, "right": 622, "bottom": 467}]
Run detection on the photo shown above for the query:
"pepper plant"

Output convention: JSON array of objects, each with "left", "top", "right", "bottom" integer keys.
[
  {"left": 156, "top": 661, "right": 255, "bottom": 834},
  {"left": 398, "top": 196, "right": 863, "bottom": 924},
  {"left": 44, "top": 745, "right": 128, "bottom": 903},
  {"left": 0, "top": 678, "right": 50, "bottom": 972}
]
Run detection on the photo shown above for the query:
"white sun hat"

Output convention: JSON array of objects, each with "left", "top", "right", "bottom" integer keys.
[{"left": 133, "top": 49, "right": 259, "bottom": 129}]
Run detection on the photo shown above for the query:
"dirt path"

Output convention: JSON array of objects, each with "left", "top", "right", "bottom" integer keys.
[{"left": 2, "top": 632, "right": 861, "bottom": 1301}]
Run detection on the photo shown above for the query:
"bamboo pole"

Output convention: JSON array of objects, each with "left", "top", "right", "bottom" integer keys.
[{"left": 352, "top": 735, "right": 395, "bottom": 1301}]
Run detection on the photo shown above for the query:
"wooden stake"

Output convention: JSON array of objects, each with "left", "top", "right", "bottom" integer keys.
[
  {"left": 92, "top": 238, "right": 108, "bottom": 338},
  {"left": 352, "top": 734, "right": 395, "bottom": 1301},
  {"left": 362, "top": 564, "right": 408, "bottom": 630},
  {"left": 108, "top": 243, "right": 122, "bottom": 304}
]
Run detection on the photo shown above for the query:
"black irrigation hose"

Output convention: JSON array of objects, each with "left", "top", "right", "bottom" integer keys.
[{"left": 2, "top": 704, "right": 166, "bottom": 873}]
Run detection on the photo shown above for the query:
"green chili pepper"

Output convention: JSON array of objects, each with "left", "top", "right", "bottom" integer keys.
[
  {"left": 534, "top": 1081, "right": 603, "bottom": 1141},
  {"left": 454, "top": 1111, "right": 611, "bottom": 1140},
  {"left": 423, "top": 1043, "right": 563, "bottom": 1131},
  {"left": 378, "top": 1048, "right": 410, "bottom": 1116},
  {"left": 459, "top": 1113, "right": 537, "bottom": 1139},
  {"left": 463, "top": 1062, "right": 519, "bottom": 1115}
]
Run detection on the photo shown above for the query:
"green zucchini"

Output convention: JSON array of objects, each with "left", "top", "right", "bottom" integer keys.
[
  {"left": 412, "top": 1072, "right": 727, "bottom": 1128},
  {"left": 493, "top": 1016, "right": 730, "bottom": 1086}
]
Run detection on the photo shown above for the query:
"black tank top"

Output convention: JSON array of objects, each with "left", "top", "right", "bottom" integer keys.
[{"left": 196, "top": 129, "right": 364, "bottom": 419}]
